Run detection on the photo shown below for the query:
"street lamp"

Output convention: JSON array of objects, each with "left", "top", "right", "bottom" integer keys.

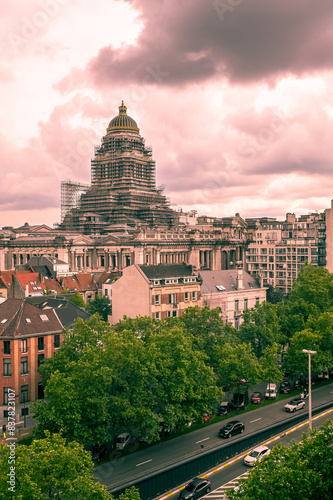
[{"left": 302, "top": 349, "right": 317, "bottom": 431}]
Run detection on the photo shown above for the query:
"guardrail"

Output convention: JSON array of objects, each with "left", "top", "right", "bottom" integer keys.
[{"left": 108, "top": 401, "right": 333, "bottom": 500}]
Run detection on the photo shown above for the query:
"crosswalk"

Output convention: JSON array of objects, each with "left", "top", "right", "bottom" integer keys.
[{"left": 201, "top": 471, "right": 250, "bottom": 500}]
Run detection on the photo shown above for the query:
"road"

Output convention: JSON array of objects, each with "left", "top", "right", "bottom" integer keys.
[
  {"left": 157, "top": 407, "right": 333, "bottom": 500},
  {"left": 94, "top": 382, "right": 333, "bottom": 491}
]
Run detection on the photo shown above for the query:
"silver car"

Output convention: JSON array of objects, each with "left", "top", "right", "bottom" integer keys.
[{"left": 284, "top": 399, "right": 305, "bottom": 413}]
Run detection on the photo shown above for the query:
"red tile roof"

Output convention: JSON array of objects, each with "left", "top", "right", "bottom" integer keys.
[
  {"left": 0, "top": 298, "right": 63, "bottom": 337},
  {"left": 0, "top": 271, "right": 15, "bottom": 287},
  {"left": 15, "top": 271, "right": 46, "bottom": 294},
  {"left": 43, "top": 278, "right": 63, "bottom": 293},
  {"left": 61, "top": 275, "right": 83, "bottom": 292},
  {"left": 75, "top": 273, "right": 97, "bottom": 291}
]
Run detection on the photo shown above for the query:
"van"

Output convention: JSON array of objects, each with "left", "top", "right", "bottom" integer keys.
[
  {"left": 265, "top": 383, "right": 277, "bottom": 399},
  {"left": 231, "top": 391, "right": 249, "bottom": 409}
]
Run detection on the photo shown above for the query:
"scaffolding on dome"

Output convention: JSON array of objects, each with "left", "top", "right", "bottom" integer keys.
[{"left": 61, "top": 180, "right": 90, "bottom": 222}]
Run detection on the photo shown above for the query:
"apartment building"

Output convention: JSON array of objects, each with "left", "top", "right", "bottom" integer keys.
[
  {"left": 200, "top": 268, "right": 267, "bottom": 329},
  {"left": 109, "top": 263, "right": 201, "bottom": 325},
  {"left": 246, "top": 212, "right": 326, "bottom": 294}
]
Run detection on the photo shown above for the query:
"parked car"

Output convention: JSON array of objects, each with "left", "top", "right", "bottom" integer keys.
[
  {"left": 244, "top": 445, "right": 271, "bottom": 466},
  {"left": 217, "top": 401, "right": 232, "bottom": 416},
  {"left": 179, "top": 478, "right": 211, "bottom": 500},
  {"left": 251, "top": 392, "right": 263, "bottom": 404},
  {"left": 284, "top": 399, "right": 306, "bottom": 413},
  {"left": 115, "top": 433, "right": 131, "bottom": 450},
  {"left": 219, "top": 420, "right": 245, "bottom": 438},
  {"left": 280, "top": 381, "right": 291, "bottom": 394},
  {"left": 231, "top": 392, "right": 249, "bottom": 409},
  {"left": 91, "top": 443, "right": 108, "bottom": 461},
  {"left": 265, "top": 383, "right": 278, "bottom": 400},
  {"left": 294, "top": 379, "right": 303, "bottom": 390}
]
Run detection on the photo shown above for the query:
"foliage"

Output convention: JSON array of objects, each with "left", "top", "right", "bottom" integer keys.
[
  {"left": 214, "top": 342, "right": 259, "bottom": 392},
  {"left": 34, "top": 316, "right": 222, "bottom": 446},
  {"left": 86, "top": 295, "right": 112, "bottom": 321},
  {"left": 258, "top": 343, "right": 284, "bottom": 384},
  {"left": 288, "top": 264, "right": 333, "bottom": 313},
  {"left": 227, "top": 420, "right": 333, "bottom": 499},
  {"left": 0, "top": 432, "right": 111, "bottom": 499},
  {"left": 265, "top": 284, "right": 285, "bottom": 304},
  {"left": 239, "top": 302, "right": 285, "bottom": 358},
  {"left": 67, "top": 291, "right": 86, "bottom": 308}
]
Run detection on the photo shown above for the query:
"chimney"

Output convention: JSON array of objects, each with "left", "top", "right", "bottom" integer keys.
[
  {"left": 25, "top": 284, "right": 29, "bottom": 297},
  {"left": 236, "top": 267, "right": 243, "bottom": 290}
]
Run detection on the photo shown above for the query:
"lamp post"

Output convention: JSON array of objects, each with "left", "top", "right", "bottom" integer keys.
[{"left": 302, "top": 349, "right": 317, "bottom": 431}]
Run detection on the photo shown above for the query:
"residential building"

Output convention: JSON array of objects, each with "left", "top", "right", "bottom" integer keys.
[
  {"left": 110, "top": 263, "right": 201, "bottom": 325},
  {"left": 200, "top": 268, "right": 267, "bottom": 329},
  {"left": 0, "top": 297, "right": 90, "bottom": 430}
]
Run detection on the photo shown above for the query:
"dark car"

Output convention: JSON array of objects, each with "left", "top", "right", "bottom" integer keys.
[
  {"left": 231, "top": 392, "right": 249, "bottom": 409},
  {"left": 90, "top": 443, "right": 108, "bottom": 461},
  {"left": 218, "top": 401, "right": 232, "bottom": 416},
  {"left": 294, "top": 379, "right": 303, "bottom": 390},
  {"left": 219, "top": 420, "right": 245, "bottom": 438},
  {"left": 280, "top": 381, "right": 291, "bottom": 394},
  {"left": 179, "top": 478, "right": 211, "bottom": 500},
  {"left": 251, "top": 392, "right": 263, "bottom": 404}
]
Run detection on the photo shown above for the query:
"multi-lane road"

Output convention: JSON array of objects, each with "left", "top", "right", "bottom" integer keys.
[{"left": 94, "top": 383, "right": 333, "bottom": 494}]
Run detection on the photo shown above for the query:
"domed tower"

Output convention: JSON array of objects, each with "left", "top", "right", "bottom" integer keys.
[{"left": 61, "top": 102, "right": 178, "bottom": 233}]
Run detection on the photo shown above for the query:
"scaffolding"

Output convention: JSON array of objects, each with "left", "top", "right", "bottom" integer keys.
[{"left": 61, "top": 179, "right": 90, "bottom": 222}]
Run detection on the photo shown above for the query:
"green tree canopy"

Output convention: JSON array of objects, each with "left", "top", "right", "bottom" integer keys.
[
  {"left": 239, "top": 302, "right": 285, "bottom": 358},
  {"left": 0, "top": 432, "right": 111, "bottom": 499},
  {"left": 86, "top": 295, "right": 112, "bottom": 321},
  {"left": 227, "top": 420, "right": 333, "bottom": 499}
]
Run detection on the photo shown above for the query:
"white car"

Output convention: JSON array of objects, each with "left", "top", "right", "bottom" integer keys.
[
  {"left": 265, "top": 383, "right": 277, "bottom": 399},
  {"left": 284, "top": 399, "right": 305, "bottom": 413},
  {"left": 115, "top": 433, "right": 131, "bottom": 450},
  {"left": 244, "top": 445, "right": 271, "bottom": 466}
]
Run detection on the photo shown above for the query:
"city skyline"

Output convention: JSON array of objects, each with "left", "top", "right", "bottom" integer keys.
[{"left": 1, "top": 0, "right": 333, "bottom": 228}]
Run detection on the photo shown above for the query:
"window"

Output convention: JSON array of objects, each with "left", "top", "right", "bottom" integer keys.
[
  {"left": 184, "top": 291, "right": 189, "bottom": 302},
  {"left": 21, "top": 339, "right": 28, "bottom": 353},
  {"left": 155, "top": 312, "right": 160, "bottom": 320},
  {"left": 54, "top": 334, "right": 60, "bottom": 349},
  {"left": 172, "top": 310, "right": 177, "bottom": 317},
  {"left": 244, "top": 299, "right": 248, "bottom": 310},
  {"left": 256, "top": 297, "right": 260, "bottom": 303},
  {"left": 39, "top": 314, "right": 49, "bottom": 322},
  {"left": 3, "top": 387, "right": 10, "bottom": 405},
  {"left": 4, "top": 410, "right": 9, "bottom": 418},
  {"left": 21, "top": 357, "right": 28, "bottom": 375},
  {"left": 38, "top": 383, "right": 44, "bottom": 399},
  {"left": 3, "top": 341, "right": 10, "bottom": 355},
  {"left": 21, "top": 385, "right": 28, "bottom": 403},
  {"left": 3, "top": 359, "right": 11, "bottom": 376},
  {"left": 169, "top": 293, "right": 176, "bottom": 304},
  {"left": 235, "top": 317, "right": 239, "bottom": 330},
  {"left": 38, "top": 354, "right": 44, "bottom": 368},
  {"left": 38, "top": 337, "right": 44, "bottom": 351},
  {"left": 235, "top": 300, "right": 239, "bottom": 311},
  {"left": 155, "top": 295, "right": 160, "bottom": 305},
  {"left": 104, "top": 288, "right": 108, "bottom": 296},
  {"left": 192, "top": 291, "right": 197, "bottom": 301},
  {"left": 167, "top": 311, "right": 171, "bottom": 318}
]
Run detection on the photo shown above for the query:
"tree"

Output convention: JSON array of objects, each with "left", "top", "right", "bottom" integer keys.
[
  {"left": 239, "top": 302, "right": 285, "bottom": 358},
  {"left": 258, "top": 344, "right": 283, "bottom": 385},
  {"left": 214, "top": 342, "right": 259, "bottom": 395},
  {"left": 67, "top": 291, "right": 86, "bottom": 308},
  {"left": 266, "top": 284, "right": 285, "bottom": 304},
  {"left": 0, "top": 432, "right": 111, "bottom": 499},
  {"left": 87, "top": 295, "right": 112, "bottom": 321},
  {"left": 282, "top": 328, "right": 327, "bottom": 378},
  {"left": 145, "top": 325, "right": 222, "bottom": 429},
  {"left": 288, "top": 264, "right": 333, "bottom": 313},
  {"left": 227, "top": 420, "right": 333, "bottom": 499}
]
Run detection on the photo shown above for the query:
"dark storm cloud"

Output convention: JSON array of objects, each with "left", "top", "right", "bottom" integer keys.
[{"left": 84, "top": 0, "right": 333, "bottom": 88}]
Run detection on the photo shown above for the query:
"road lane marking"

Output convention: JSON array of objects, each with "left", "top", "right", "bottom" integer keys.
[
  {"left": 250, "top": 418, "right": 262, "bottom": 423},
  {"left": 196, "top": 437, "right": 210, "bottom": 444},
  {"left": 136, "top": 459, "right": 152, "bottom": 467}
]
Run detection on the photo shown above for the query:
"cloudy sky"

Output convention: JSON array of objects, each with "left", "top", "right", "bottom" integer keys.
[{"left": 1, "top": 0, "right": 333, "bottom": 228}]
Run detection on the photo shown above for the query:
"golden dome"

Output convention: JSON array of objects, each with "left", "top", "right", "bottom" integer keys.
[{"left": 107, "top": 101, "right": 139, "bottom": 134}]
